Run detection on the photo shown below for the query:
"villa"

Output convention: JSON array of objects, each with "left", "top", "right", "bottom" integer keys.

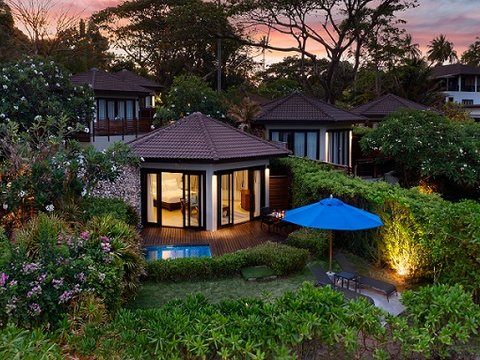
[
  {"left": 129, "top": 112, "right": 290, "bottom": 231},
  {"left": 71, "top": 68, "right": 162, "bottom": 149},
  {"left": 255, "top": 91, "right": 367, "bottom": 167}
]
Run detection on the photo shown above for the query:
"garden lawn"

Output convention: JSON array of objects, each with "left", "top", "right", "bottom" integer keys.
[{"left": 130, "top": 264, "right": 315, "bottom": 309}]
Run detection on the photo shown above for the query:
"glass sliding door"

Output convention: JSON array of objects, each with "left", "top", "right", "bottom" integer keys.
[
  {"left": 220, "top": 174, "right": 233, "bottom": 226},
  {"left": 146, "top": 173, "right": 158, "bottom": 223},
  {"left": 144, "top": 171, "right": 204, "bottom": 229},
  {"left": 218, "top": 168, "right": 264, "bottom": 228}
]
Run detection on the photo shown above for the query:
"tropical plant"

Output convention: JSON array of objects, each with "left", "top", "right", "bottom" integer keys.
[
  {"left": 0, "top": 57, "right": 94, "bottom": 130},
  {"left": 227, "top": 96, "right": 261, "bottom": 133},
  {"left": 461, "top": 37, "right": 480, "bottom": 67},
  {"left": 427, "top": 34, "right": 458, "bottom": 65}
]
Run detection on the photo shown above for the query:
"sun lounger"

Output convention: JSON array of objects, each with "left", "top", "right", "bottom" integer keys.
[
  {"left": 357, "top": 276, "right": 397, "bottom": 302},
  {"left": 308, "top": 264, "right": 374, "bottom": 305},
  {"left": 334, "top": 252, "right": 398, "bottom": 302}
]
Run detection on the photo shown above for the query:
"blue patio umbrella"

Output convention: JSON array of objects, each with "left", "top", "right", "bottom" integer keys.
[{"left": 283, "top": 196, "right": 383, "bottom": 272}]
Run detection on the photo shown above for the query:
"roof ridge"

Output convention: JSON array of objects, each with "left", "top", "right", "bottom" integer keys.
[
  {"left": 258, "top": 92, "right": 298, "bottom": 118},
  {"left": 197, "top": 113, "right": 220, "bottom": 161},
  {"left": 296, "top": 92, "right": 334, "bottom": 120}
]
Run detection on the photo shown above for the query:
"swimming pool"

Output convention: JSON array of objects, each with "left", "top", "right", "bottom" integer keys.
[{"left": 144, "top": 245, "right": 212, "bottom": 260}]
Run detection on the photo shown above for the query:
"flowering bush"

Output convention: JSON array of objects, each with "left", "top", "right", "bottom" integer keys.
[
  {"left": 0, "top": 114, "right": 139, "bottom": 231},
  {"left": 0, "top": 214, "right": 144, "bottom": 328},
  {"left": 0, "top": 57, "right": 94, "bottom": 130}
]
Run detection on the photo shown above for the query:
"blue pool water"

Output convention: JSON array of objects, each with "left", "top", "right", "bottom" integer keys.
[{"left": 144, "top": 245, "right": 212, "bottom": 260}]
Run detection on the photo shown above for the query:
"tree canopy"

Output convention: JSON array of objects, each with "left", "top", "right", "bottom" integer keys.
[
  {"left": 0, "top": 57, "right": 94, "bottom": 130},
  {"left": 427, "top": 34, "right": 458, "bottom": 65},
  {"left": 360, "top": 110, "right": 480, "bottom": 192},
  {"left": 92, "top": 0, "right": 251, "bottom": 88},
  {"left": 229, "top": 0, "right": 417, "bottom": 103}
]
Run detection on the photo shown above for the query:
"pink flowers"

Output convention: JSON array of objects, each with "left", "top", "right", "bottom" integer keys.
[
  {"left": 52, "top": 278, "right": 64, "bottom": 289},
  {"left": 27, "top": 284, "right": 42, "bottom": 298},
  {"left": 100, "top": 236, "right": 112, "bottom": 253},
  {"left": 22, "top": 262, "right": 40, "bottom": 275},
  {"left": 29, "top": 303, "right": 41, "bottom": 316},
  {"left": 80, "top": 231, "right": 90, "bottom": 241},
  {"left": 0, "top": 272, "right": 8, "bottom": 287}
]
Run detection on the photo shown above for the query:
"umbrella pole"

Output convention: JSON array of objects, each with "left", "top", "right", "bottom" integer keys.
[{"left": 329, "top": 231, "right": 333, "bottom": 273}]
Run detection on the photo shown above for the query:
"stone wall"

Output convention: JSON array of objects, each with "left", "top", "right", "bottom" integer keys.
[{"left": 90, "top": 165, "right": 141, "bottom": 217}]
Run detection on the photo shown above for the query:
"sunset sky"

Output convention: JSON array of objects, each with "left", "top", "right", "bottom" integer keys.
[{"left": 51, "top": 0, "right": 480, "bottom": 63}]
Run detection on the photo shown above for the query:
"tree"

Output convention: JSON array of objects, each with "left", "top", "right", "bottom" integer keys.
[
  {"left": 227, "top": 96, "right": 261, "bottom": 135},
  {"left": 0, "top": 0, "right": 27, "bottom": 62},
  {"left": 93, "top": 0, "right": 250, "bottom": 88},
  {"left": 229, "top": 0, "right": 417, "bottom": 103},
  {"left": 0, "top": 57, "right": 94, "bottom": 130},
  {"left": 360, "top": 110, "right": 480, "bottom": 190},
  {"left": 427, "top": 34, "right": 458, "bottom": 65},
  {"left": 155, "top": 75, "right": 227, "bottom": 123},
  {"left": 461, "top": 38, "right": 480, "bottom": 67},
  {"left": 7, "top": 0, "right": 82, "bottom": 57},
  {"left": 53, "top": 19, "right": 112, "bottom": 73}
]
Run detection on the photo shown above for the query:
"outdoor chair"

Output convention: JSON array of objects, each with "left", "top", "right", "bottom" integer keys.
[
  {"left": 260, "top": 207, "right": 276, "bottom": 231},
  {"left": 334, "top": 252, "right": 398, "bottom": 302},
  {"left": 308, "top": 263, "right": 374, "bottom": 305}
]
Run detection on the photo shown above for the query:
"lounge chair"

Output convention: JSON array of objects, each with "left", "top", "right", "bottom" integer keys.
[
  {"left": 357, "top": 276, "right": 397, "bottom": 302},
  {"left": 308, "top": 263, "right": 375, "bottom": 305},
  {"left": 334, "top": 252, "right": 398, "bottom": 302}
]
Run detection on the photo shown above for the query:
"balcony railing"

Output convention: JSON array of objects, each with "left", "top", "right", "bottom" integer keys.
[{"left": 93, "top": 117, "right": 153, "bottom": 136}]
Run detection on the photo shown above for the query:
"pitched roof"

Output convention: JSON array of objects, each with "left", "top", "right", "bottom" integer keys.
[
  {"left": 255, "top": 91, "right": 366, "bottom": 124},
  {"left": 351, "top": 94, "right": 431, "bottom": 118},
  {"left": 129, "top": 112, "right": 291, "bottom": 162},
  {"left": 431, "top": 64, "right": 480, "bottom": 78},
  {"left": 71, "top": 68, "right": 151, "bottom": 94},
  {"left": 115, "top": 69, "right": 163, "bottom": 91}
]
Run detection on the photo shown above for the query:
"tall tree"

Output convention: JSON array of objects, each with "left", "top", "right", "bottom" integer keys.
[
  {"left": 461, "top": 38, "right": 480, "bottom": 67},
  {"left": 93, "top": 0, "right": 250, "bottom": 88},
  {"left": 7, "top": 0, "right": 82, "bottom": 57},
  {"left": 427, "top": 34, "right": 458, "bottom": 65},
  {"left": 228, "top": 0, "right": 417, "bottom": 103},
  {"left": 0, "top": 0, "right": 27, "bottom": 62}
]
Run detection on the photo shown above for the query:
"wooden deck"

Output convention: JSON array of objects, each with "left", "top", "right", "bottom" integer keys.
[{"left": 141, "top": 221, "right": 286, "bottom": 256}]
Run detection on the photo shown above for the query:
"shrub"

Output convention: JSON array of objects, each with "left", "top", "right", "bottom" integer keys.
[
  {"left": 144, "top": 242, "right": 308, "bottom": 282},
  {"left": 397, "top": 284, "right": 480, "bottom": 359},
  {"left": 0, "top": 214, "right": 143, "bottom": 328},
  {"left": 0, "top": 323, "right": 62, "bottom": 359},
  {"left": 81, "top": 197, "right": 139, "bottom": 226},
  {"left": 286, "top": 228, "right": 329, "bottom": 257}
]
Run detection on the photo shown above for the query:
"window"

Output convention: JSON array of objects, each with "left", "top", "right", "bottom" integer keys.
[
  {"left": 462, "top": 99, "right": 474, "bottom": 105},
  {"left": 447, "top": 77, "right": 459, "bottom": 92},
  {"left": 96, "top": 98, "right": 136, "bottom": 120},
  {"left": 269, "top": 130, "right": 319, "bottom": 160},
  {"left": 327, "top": 130, "right": 350, "bottom": 166},
  {"left": 461, "top": 76, "right": 476, "bottom": 92}
]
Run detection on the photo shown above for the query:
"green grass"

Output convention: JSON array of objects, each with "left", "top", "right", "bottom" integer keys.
[
  {"left": 241, "top": 265, "right": 276, "bottom": 280},
  {"left": 129, "top": 265, "right": 315, "bottom": 309}
]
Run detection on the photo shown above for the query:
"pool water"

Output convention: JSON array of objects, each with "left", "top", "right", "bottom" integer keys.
[{"left": 144, "top": 245, "right": 212, "bottom": 260}]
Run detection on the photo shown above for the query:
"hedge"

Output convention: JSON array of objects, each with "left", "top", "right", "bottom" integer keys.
[
  {"left": 286, "top": 228, "right": 329, "bottom": 257},
  {"left": 66, "top": 283, "right": 480, "bottom": 359},
  {"left": 145, "top": 242, "right": 309, "bottom": 282},
  {"left": 275, "top": 157, "right": 480, "bottom": 301}
]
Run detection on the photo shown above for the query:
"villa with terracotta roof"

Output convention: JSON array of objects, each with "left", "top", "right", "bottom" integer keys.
[
  {"left": 71, "top": 68, "right": 162, "bottom": 149},
  {"left": 351, "top": 93, "right": 432, "bottom": 125},
  {"left": 255, "top": 91, "right": 367, "bottom": 167},
  {"left": 129, "top": 112, "right": 290, "bottom": 231}
]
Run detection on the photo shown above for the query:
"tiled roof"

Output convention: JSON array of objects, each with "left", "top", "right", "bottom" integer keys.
[
  {"left": 431, "top": 64, "right": 480, "bottom": 78},
  {"left": 129, "top": 112, "right": 291, "bottom": 162},
  {"left": 71, "top": 68, "right": 151, "bottom": 94},
  {"left": 351, "top": 94, "right": 431, "bottom": 117},
  {"left": 255, "top": 91, "right": 366, "bottom": 124},
  {"left": 115, "top": 69, "right": 163, "bottom": 91}
]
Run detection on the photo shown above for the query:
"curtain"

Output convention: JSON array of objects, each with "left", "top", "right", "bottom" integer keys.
[
  {"left": 294, "top": 132, "right": 305, "bottom": 157},
  {"left": 306, "top": 132, "right": 318, "bottom": 160}
]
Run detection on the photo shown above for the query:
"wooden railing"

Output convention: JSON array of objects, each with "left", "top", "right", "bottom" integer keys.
[{"left": 93, "top": 117, "right": 153, "bottom": 136}]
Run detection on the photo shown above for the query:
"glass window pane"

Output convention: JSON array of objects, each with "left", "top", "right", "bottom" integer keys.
[
  {"left": 271, "top": 131, "right": 279, "bottom": 141},
  {"left": 117, "top": 101, "right": 125, "bottom": 120},
  {"left": 147, "top": 173, "right": 157, "bottom": 223},
  {"left": 307, "top": 132, "right": 318, "bottom": 160},
  {"left": 98, "top": 99, "right": 106, "bottom": 120},
  {"left": 126, "top": 100, "right": 134, "bottom": 120},
  {"left": 294, "top": 132, "right": 305, "bottom": 157},
  {"left": 107, "top": 101, "right": 115, "bottom": 120}
]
